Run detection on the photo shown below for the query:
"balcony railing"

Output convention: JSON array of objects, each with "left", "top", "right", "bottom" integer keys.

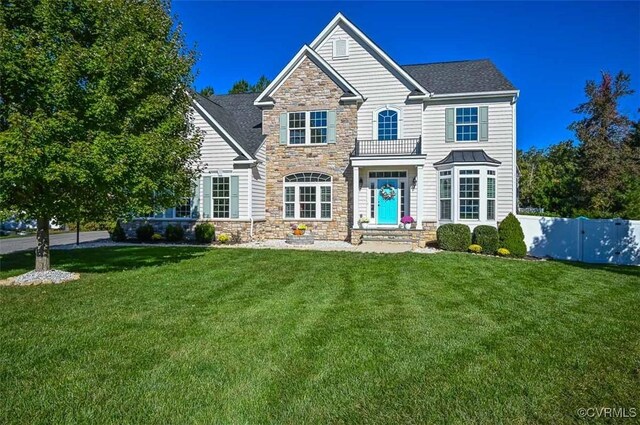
[{"left": 353, "top": 137, "right": 422, "bottom": 157}]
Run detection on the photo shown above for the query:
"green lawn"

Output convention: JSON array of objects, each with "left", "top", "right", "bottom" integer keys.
[{"left": 0, "top": 247, "right": 638, "bottom": 424}]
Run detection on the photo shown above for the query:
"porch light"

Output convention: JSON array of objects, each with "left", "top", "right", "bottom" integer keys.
[
  {"left": 412, "top": 176, "right": 417, "bottom": 188},
  {"left": 359, "top": 178, "right": 363, "bottom": 189}
]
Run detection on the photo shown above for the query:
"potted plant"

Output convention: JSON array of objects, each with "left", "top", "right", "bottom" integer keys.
[
  {"left": 400, "top": 215, "right": 415, "bottom": 230},
  {"left": 358, "top": 216, "right": 370, "bottom": 229},
  {"left": 291, "top": 223, "right": 306, "bottom": 236}
]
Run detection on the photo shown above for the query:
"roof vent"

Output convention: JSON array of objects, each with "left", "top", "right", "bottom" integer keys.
[{"left": 333, "top": 39, "right": 348, "bottom": 59}]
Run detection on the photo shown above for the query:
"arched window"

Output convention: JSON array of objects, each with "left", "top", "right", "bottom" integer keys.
[
  {"left": 378, "top": 110, "right": 398, "bottom": 140},
  {"left": 283, "top": 173, "right": 332, "bottom": 220}
]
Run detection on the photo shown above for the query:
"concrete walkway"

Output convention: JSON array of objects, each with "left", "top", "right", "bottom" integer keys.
[{"left": 0, "top": 231, "right": 110, "bottom": 255}]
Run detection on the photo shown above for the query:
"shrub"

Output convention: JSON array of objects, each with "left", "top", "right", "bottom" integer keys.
[
  {"left": 194, "top": 223, "right": 215, "bottom": 243},
  {"left": 165, "top": 224, "right": 184, "bottom": 242},
  {"left": 151, "top": 233, "right": 163, "bottom": 242},
  {"left": 436, "top": 223, "right": 471, "bottom": 252},
  {"left": 218, "top": 233, "right": 230, "bottom": 244},
  {"left": 110, "top": 221, "right": 127, "bottom": 242},
  {"left": 469, "top": 244, "right": 482, "bottom": 253},
  {"left": 498, "top": 213, "right": 527, "bottom": 257},
  {"left": 473, "top": 225, "right": 499, "bottom": 255},
  {"left": 136, "top": 223, "right": 154, "bottom": 242},
  {"left": 497, "top": 248, "right": 511, "bottom": 256}
]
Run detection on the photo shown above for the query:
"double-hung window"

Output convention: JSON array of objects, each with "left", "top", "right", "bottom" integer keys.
[
  {"left": 487, "top": 170, "right": 496, "bottom": 220},
  {"left": 459, "top": 170, "right": 480, "bottom": 220},
  {"left": 439, "top": 170, "right": 452, "bottom": 220},
  {"left": 283, "top": 173, "right": 332, "bottom": 219},
  {"left": 211, "top": 177, "right": 230, "bottom": 218},
  {"left": 175, "top": 198, "right": 192, "bottom": 218},
  {"left": 288, "top": 111, "right": 328, "bottom": 145},
  {"left": 456, "top": 107, "right": 478, "bottom": 141}
]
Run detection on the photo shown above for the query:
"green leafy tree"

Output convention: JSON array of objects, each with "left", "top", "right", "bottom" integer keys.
[
  {"left": 199, "top": 86, "right": 214, "bottom": 97},
  {"left": 251, "top": 75, "right": 271, "bottom": 93},
  {"left": 570, "top": 71, "right": 636, "bottom": 217},
  {"left": 0, "top": 0, "right": 201, "bottom": 271},
  {"left": 228, "top": 79, "right": 250, "bottom": 94}
]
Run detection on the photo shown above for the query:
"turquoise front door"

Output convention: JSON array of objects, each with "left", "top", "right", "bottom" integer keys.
[{"left": 377, "top": 179, "right": 398, "bottom": 225}]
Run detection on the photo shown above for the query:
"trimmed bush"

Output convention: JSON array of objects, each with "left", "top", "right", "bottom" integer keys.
[
  {"left": 436, "top": 223, "right": 471, "bottom": 252},
  {"left": 497, "top": 248, "right": 511, "bottom": 257},
  {"left": 469, "top": 244, "right": 482, "bottom": 253},
  {"left": 165, "top": 224, "right": 184, "bottom": 242},
  {"left": 473, "top": 225, "right": 499, "bottom": 255},
  {"left": 194, "top": 223, "right": 215, "bottom": 243},
  {"left": 136, "top": 223, "right": 154, "bottom": 242},
  {"left": 151, "top": 233, "right": 163, "bottom": 242},
  {"left": 498, "top": 213, "right": 527, "bottom": 257},
  {"left": 217, "top": 233, "right": 230, "bottom": 244},
  {"left": 110, "top": 221, "right": 127, "bottom": 242}
]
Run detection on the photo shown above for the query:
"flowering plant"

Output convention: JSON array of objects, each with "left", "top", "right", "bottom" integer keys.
[
  {"left": 297, "top": 224, "right": 307, "bottom": 231},
  {"left": 358, "top": 216, "right": 370, "bottom": 224},
  {"left": 400, "top": 216, "right": 415, "bottom": 225}
]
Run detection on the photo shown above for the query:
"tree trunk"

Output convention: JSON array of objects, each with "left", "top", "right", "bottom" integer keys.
[{"left": 35, "top": 217, "right": 50, "bottom": 272}]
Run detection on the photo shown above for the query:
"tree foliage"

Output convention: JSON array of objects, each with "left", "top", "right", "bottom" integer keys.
[
  {"left": 228, "top": 75, "right": 272, "bottom": 94},
  {"left": 518, "top": 71, "right": 639, "bottom": 219},
  {"left": 199, "top": 86, "right": 214, "bottom": 97},
  {"left": 0, "top": 0, "right": 201, "bottom": 269}
]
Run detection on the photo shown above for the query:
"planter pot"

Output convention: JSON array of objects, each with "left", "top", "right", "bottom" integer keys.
[
  {"left": 403, "top": 223, "right": 412, "bottom": 230},
  {"left": 359, "top": 223, "right": 369, "bottom": 229},
  {"left": 293, "top": 229, "right": 305, "bottom": 236}
]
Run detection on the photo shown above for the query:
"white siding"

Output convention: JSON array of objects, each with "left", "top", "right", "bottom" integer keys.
[
  {"left": 192, "top": 110, "right": 251, "bottom": 219},
  {"left": 422, "top": 98, "right": 516, "bottom": 222},
  {"left": 315, "top": 25, "right": 422, "bottom": 141},
  {"left": 252, "top": 141, "right": 266, "bottom": 219}
]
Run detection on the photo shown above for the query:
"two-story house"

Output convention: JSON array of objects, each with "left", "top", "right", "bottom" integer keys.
[{"left": 139, "top": 13, "right": 518, "bottom": 244}]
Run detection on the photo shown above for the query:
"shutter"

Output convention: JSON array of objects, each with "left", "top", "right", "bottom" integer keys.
[
  {"left": 230, "top": 176, "right": 240, "bottom": 218},
  {"left": 327, "top": 110, "right": 337, "bottom": 144},
  {"left": 445, "top": 108, "right": 455, "bottom": 142},
  {"left": 203, "top": 176, "right": 212, "bottom": 219},
  {"left": 279, "top": 112, "right": 288, "bottom": 145},
  {"left": 479, "top": 106, "right": 489, "bottom": 141},
  {"left": 191, "top": 178, "right": 200, "bottom": 218}
]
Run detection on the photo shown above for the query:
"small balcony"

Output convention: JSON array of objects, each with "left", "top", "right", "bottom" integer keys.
[{"left": 352, "top": 137, "right": 422, "bottom": 157}]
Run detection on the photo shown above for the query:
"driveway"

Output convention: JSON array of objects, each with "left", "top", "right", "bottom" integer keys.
[{"left": 0, "top": 231, "right": 110, "bottom": 255}]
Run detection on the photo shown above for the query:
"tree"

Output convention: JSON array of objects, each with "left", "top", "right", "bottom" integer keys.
[
  {"left": 0, "top": 0, "right": 201, "bottom": 271},
  {"left": 251, "top": 75, "right": 271, "bottom": 93},
  {"left": 199, "top": 86, "right": 214, "bottom": 97},
  {"left": 569, "top": 71, "right": 636, "bottom": 217},
  {"left": 228, "top": 79, "right": 250, "bottom": 94}
]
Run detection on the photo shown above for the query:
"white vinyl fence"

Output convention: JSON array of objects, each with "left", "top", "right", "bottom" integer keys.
[{"left": 517, "top": 215, "right": 640, "bottom": 266}]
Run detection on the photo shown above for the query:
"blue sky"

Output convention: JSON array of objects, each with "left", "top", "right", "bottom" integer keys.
[{"left": 172, "top": 1, "right": 640, "bottom": 150}]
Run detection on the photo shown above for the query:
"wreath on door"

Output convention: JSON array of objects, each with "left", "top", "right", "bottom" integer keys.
[{"left": 379, "top": 183, "right": 396, "bottom": 200}]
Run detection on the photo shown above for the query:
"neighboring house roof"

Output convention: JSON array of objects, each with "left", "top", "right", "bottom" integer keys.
[
  {"left": 191, "top": 92, "right": 264, "bottom": 159},
  {"left": 402, "top": 60, "right": 517, "bottom": 95},
  {"left": 433, "top": 149, "right": 502, "bottom": 166},
  {"left": 254, "top": 45, "right": 364, "bottom": 106}
]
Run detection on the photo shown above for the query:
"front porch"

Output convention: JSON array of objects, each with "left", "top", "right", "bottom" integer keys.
[
  {"left": 350, "top": 226, "right": 437, "bottom": 247},
  {"left": 351, "top": 139, "right": 427, "bottom": 230}
]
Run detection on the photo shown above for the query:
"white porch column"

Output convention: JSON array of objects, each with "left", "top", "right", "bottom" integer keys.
[
  {"left": 352, "top": 166, "right": 360, "bottom": 228},
  {"left": 416, "top": 165, "right": 424, "bottom": 229}
]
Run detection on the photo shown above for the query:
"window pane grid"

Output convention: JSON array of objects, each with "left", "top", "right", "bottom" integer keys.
[
  {"left": 378, "top": 110, "right": 398, "bottom": 140},
  {"left": 299, "top": 186, "right": 316, "bottom": 218},
  {"left": 289, "top": 112, "right": 306, "bottom": 145},
  {"left": 211, "top": 177, "right": 230, "bottom": 218},
  {"left": 456, "top": 107, "right": 478, "bottom": 141},
  {"left": 285, "top": 172, "right": 331, "bottom": 182},
  {"left": 175, "top": 198, "right": 192, "bottom": 218},
  {"left": 459, "top": 175, "right": 480, "bottom": 220},
  {"left": 439, "top": 176, "right": 452, "bottom": 220},
  {"left": 310, "top": 111, "right": 327, "bottom": 144}
]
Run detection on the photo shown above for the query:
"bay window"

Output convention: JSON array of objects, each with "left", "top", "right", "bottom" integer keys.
[
  {"left": 487, "top": 170, "right": 496, "bottom": 220},
  {"left": 283, "top": 172, "right": 332, "bottom": 219},
  {"left": 439, "top": 170, "right": 452, "bottom": 220}
]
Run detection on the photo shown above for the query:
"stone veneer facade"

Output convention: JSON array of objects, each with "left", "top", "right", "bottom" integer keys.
[{"left": 261, "top": 57, "right": 358, "bottom": 241}]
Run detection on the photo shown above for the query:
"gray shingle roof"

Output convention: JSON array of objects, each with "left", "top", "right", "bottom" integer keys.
[
  {"left": 433, "top": 149, "right": 501, "bottom": 166},
  {"left": 192, "top": 92, "right": 264, "bottom": 158},
  {"left": 402, "top": 59, "right": 516, "bottom": 95}
]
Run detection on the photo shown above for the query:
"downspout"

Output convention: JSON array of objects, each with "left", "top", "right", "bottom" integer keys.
[{"left": 247, "top": 165, "right": 253, "bottom": 240}]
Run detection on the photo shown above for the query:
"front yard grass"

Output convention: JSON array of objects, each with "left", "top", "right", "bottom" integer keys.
[{"left": 0, "top": 247, "right": 638, "bottom": 424}]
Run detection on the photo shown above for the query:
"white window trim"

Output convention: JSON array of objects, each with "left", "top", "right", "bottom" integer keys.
[
  {"left": 372, "top": 106, "right": 403, "bottom": 140},
  {"left": 287, "top": 110, "right": 328, "bottom": 145},
  {"left": 455, "top": 106, "right": 479, "bottom": 143},
  {"left": 211, "top": 175, "right": 231, "bottom": 219},
  {"left": 333, "top": 38, "right": 349, "bottom": 59},
  {"left": 438, "top": 169, "right": 453, "bottom": 222},
  {"left": 282, "top": 178, "right": 333, "bottom": 221}
]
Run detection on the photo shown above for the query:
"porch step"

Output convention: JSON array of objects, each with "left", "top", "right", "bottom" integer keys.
[{"left": 361, "top": 235, "right": 414, "bottom": 243}]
